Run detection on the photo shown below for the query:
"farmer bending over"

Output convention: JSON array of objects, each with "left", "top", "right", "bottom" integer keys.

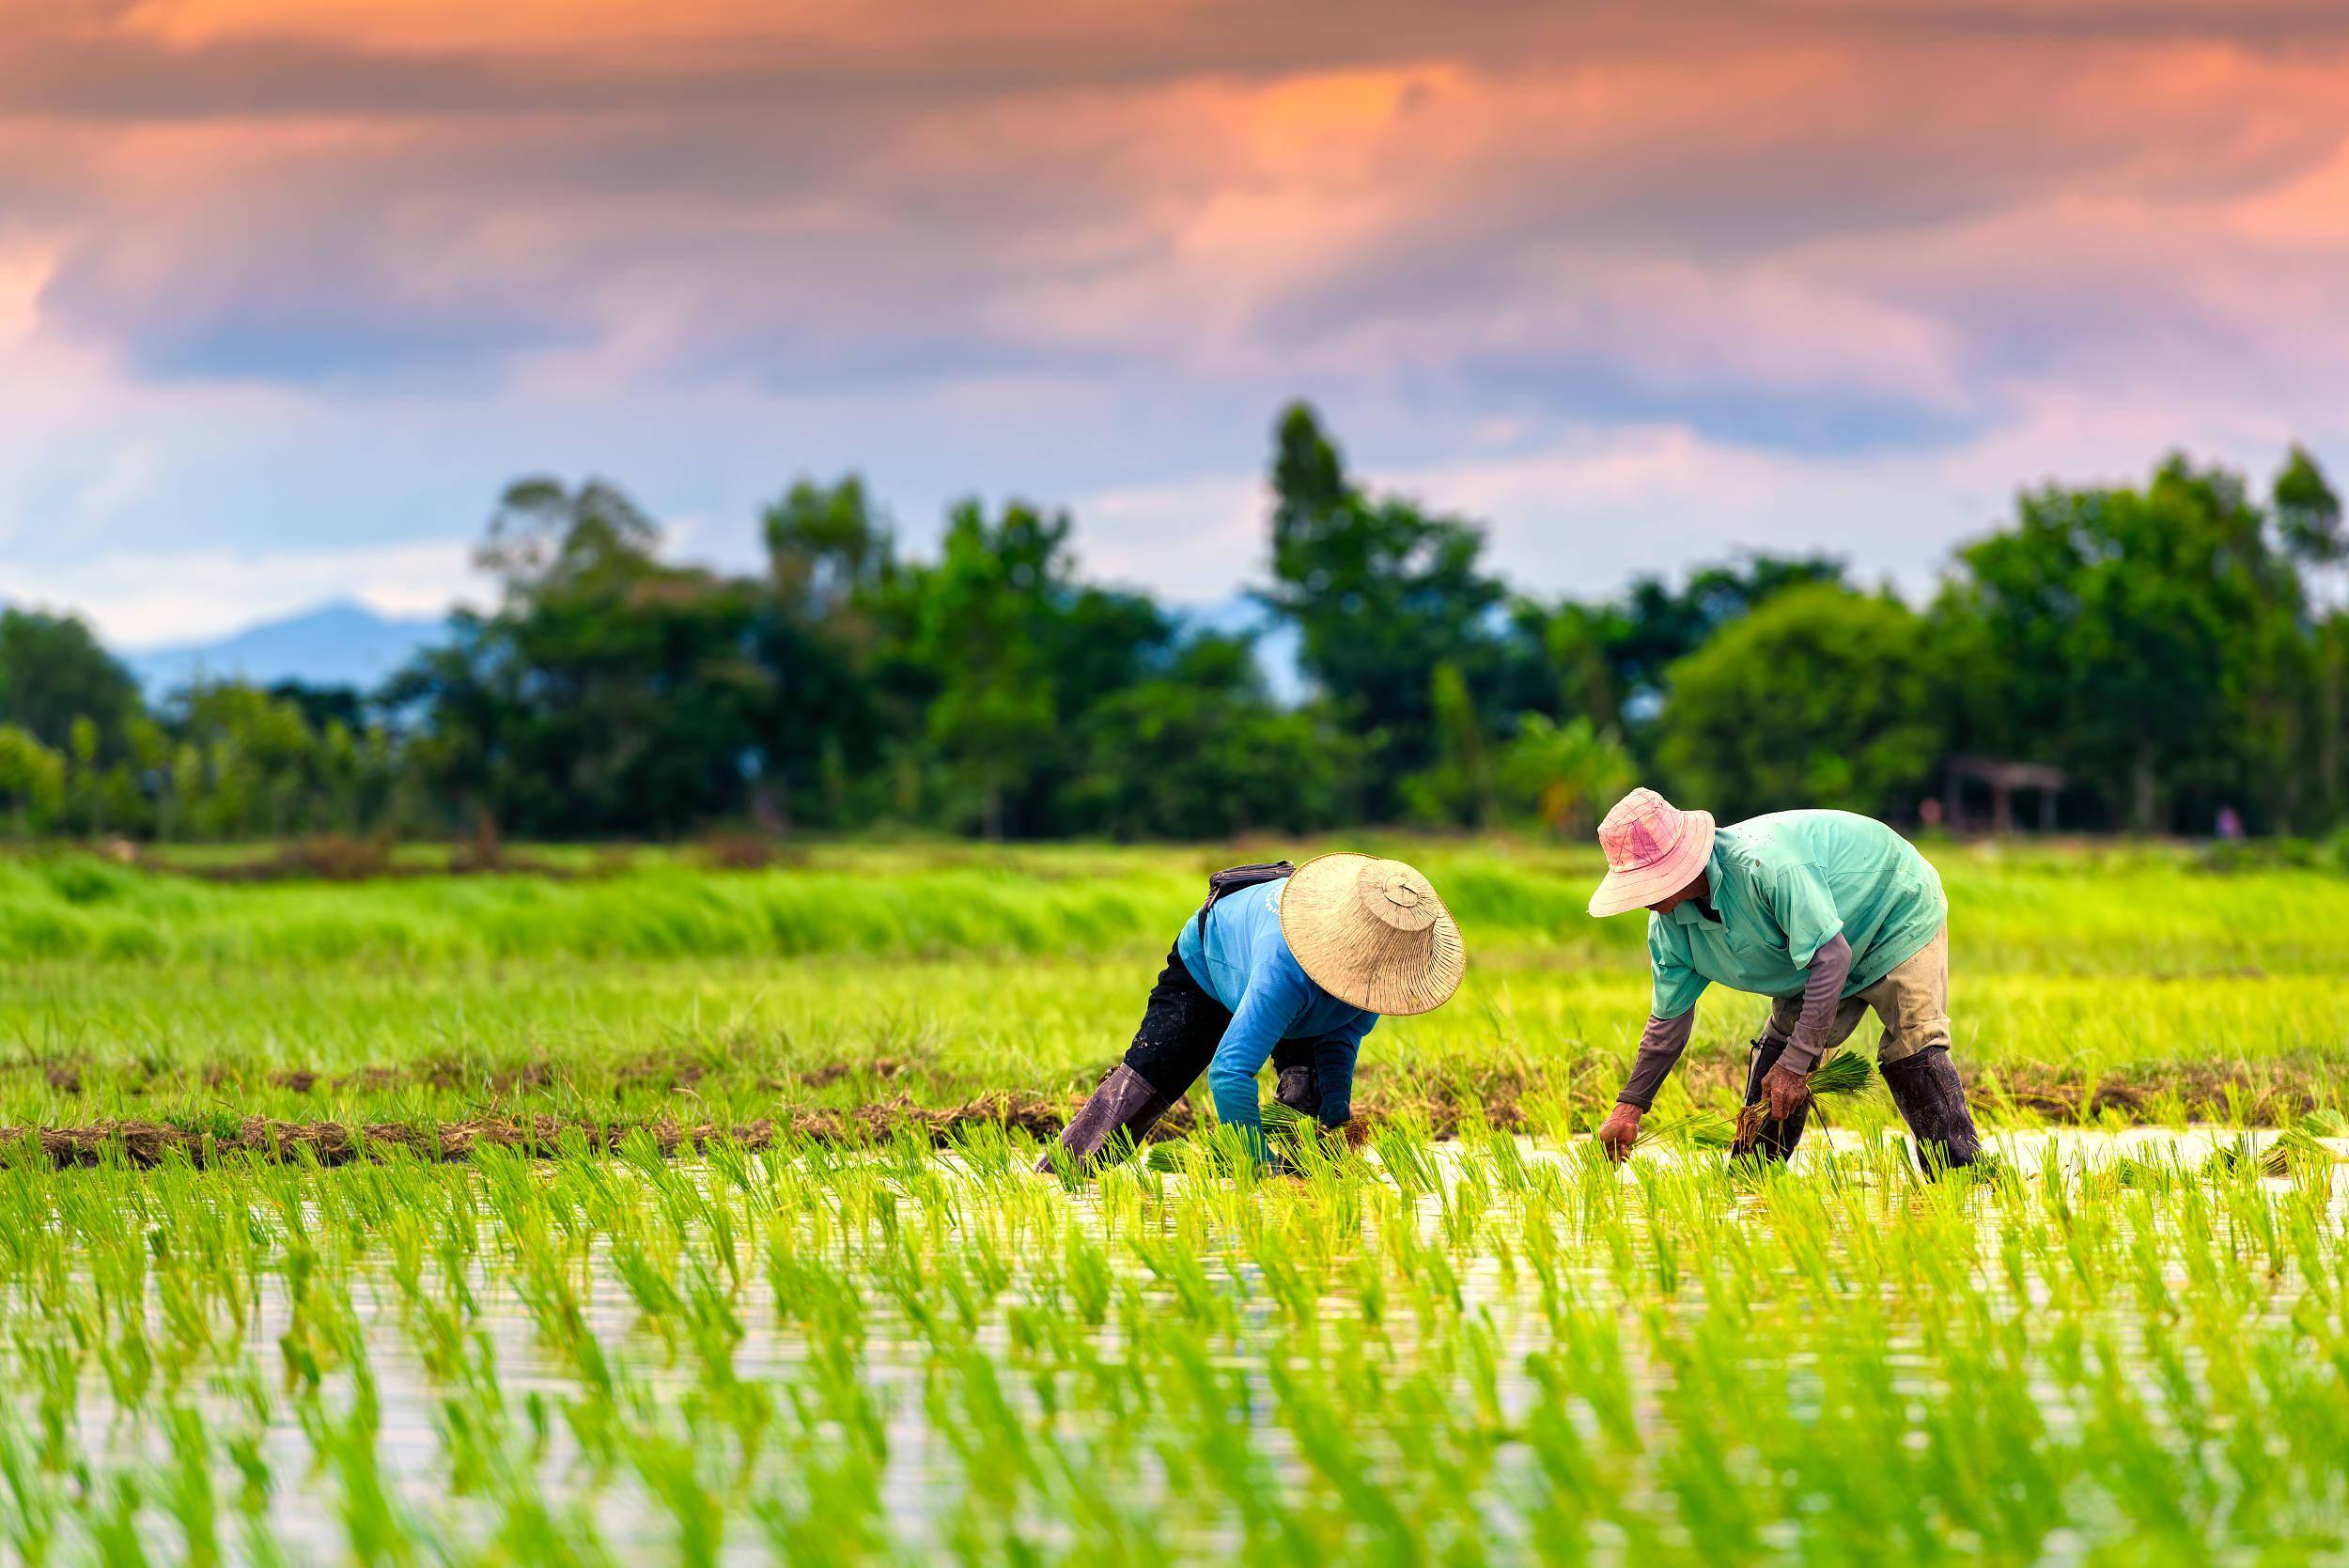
[
  {"left": 1585, "top": 788, "right": 1981, "bottom": 1171},
  {"left": 1040, "top": 853, "right": 1465, "bottom": 1172}
]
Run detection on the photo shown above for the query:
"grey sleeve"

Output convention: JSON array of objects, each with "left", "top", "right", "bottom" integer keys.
[
  {"left": 1778, "top": 933, "right": 1853, "bottom": 1074},
  {"left": 1616, "top": 1010, "right": 1696, "bottom": 1110}
]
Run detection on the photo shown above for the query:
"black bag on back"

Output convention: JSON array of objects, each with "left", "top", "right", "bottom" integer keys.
[{"left": 1195, "top": 861, "right": 1296, "bottom": 942}]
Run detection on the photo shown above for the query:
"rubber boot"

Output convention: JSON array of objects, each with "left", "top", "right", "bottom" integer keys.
[
  {"left": 1274, "top": 1063, "right": 1319, "bottom": 1117},
  {"left": 1731, "top": 1034, "right": 1811, "bottom": 1163},
  {"left": 1880, "top": 1046, "right": 1981, "bottom": 1174},
  {"left": 1036, "top": 1063, "right": 1171, "bottom": 1172}
]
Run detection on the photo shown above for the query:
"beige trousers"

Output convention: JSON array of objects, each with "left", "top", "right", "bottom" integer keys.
[{"left": 1767, "top": 928, "right": 1950, "bottom": 1065}]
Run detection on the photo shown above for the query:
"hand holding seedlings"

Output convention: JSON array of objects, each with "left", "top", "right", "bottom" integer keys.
[
  {"left": 1596, "top": 1103, "right": 1641, "bottom": 1162},
  {"left": 1760, "top": 1061, "right": 1811, "bottom": 1122}
]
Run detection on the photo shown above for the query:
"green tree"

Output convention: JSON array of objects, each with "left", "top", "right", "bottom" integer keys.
[
  {"left": 1934, "top": 456, "right": 2309, "bottom": 832},
  {"left": 0, "top": 610, "right": 144, "bottom": 759},
  {"left": 171, "top": 681, "right": 321, "bottom": 838},
  {"left": 2276, "top": 447, "right": 2347, "bottom": 815},
  {"left": 1497, "top": 715, "right": 1635, "bottom": 836},
  {"left": 476, "top": 476, "right": 662, "bottom": 605},
  {"left": 1400, "top": 662, "right": 1498, "bottom": 828},
  {"left": 392, "top": 476, "right": 775, "bottom": 837},
  {"left": 1501, "top": 554, "right": 1847, "bottom": 740},
  {"left": 758, "top": 476, "right": 898, "bottom": 828},
  {"left": 2276, "top": 444, "right": 2343, "bottom": 566},
  {"left": 1258, "top": 404, "right": 1506, "bottom": 815},
  {"left": 1062, "top": 635, "right": 1354, "bottom": 838},
  {"left": 887, "top": 499, "right": 1170, "bottom": 837},
  {"left": 0, "top": 723, "right": 66, "bottom": 836},
  {"left": 765, "top": 475, "right": 896, "bottom": 625},
  {"left": 1656, "top": 584, "right": 1945, "bottom": 820}
]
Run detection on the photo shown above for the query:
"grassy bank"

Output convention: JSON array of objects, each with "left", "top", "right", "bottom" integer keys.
[
  {"left": 6, "top": 838, "right": 2345, "bottom": 969},
  {"left": 0, "top": 840, "right": 2343, "bottom": 1132}
]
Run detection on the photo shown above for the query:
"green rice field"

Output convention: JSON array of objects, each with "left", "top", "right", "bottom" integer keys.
[
  {"left": 1, "top": 840, "right": 2346, "bottom": 1560},
  {"left": 3, "top": 838, "right": 2347, "bottom": 1135}
]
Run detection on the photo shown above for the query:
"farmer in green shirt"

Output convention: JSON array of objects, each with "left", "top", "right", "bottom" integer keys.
[{"left": 1584, "top": 788, "right": 1982, "bottom": 1172}]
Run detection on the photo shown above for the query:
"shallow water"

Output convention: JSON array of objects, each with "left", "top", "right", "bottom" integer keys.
[{"left": 5, "top": 1128, "right": 2346, "bottom": 1562}]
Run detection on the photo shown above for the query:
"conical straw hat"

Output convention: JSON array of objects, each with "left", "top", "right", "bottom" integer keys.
[{"left": 1279, "top": 853, "right": 1465, "bottom": 1016}]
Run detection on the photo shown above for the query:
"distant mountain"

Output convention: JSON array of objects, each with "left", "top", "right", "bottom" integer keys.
[
  {"left": 120, "top": 596, "right": 1304, "bottom": 704},
  {"left": 125, "top": 601, "right": 450, "bottom": 696}
]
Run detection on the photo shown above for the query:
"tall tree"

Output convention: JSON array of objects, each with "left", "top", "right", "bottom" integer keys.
[
  {"left": 2275, "top": 444, "right": 2343, "bottom": 567},
  {"left": 392, "top": 477, "right": 772, "bottom": 836},
  {"left": 476, "top": 476, "right": 662, "bottom": 606},
  {"left": 0, "top": 610, "right": 144, "bottom": 760},
  {"left": 1258, "top": 403, "right": 1505, "bottom": 814},
  {"left": 2276, "top": 447, "right": 2347, "bottom": 815},
  {"left": 890, "top": 499, "right": 1171, "bottom": 837},
  {"left": 758, "top": 476, "right": 898, "bottom": 827}
]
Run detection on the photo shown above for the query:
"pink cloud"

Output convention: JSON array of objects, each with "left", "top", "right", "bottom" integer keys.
[{"left": 1, "top": 0, "right": 2347, "bottom": 635}]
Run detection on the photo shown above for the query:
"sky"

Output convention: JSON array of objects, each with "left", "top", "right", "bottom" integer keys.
[{"left": 5, "top": 0, "right": 2349, "bottom": 648}]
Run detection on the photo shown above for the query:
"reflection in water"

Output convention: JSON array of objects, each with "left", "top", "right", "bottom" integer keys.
[{"left": 2, "top": 1127, "right": 2343, "bottom": 1560}]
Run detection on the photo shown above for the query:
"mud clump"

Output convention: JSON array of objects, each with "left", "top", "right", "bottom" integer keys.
[
  {"left": 0, "top": 1094, "right": 1078, "bottom": 1171},
  {"left": 799, "top": 1057, "right": 909, "bottom": 1087}
]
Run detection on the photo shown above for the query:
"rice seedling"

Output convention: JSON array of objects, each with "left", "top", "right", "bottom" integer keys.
[
  {"left": 0, "top": 842, "right": 2341, "bottom": 1558},
  {"left": 0, "top": 1125, "right": 2334, "bottom": 1560}
]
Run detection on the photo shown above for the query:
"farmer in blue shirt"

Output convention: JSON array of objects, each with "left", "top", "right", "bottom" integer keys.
[{"left": 1040, "top": 853, "right": 1466, "bottom": 1171}]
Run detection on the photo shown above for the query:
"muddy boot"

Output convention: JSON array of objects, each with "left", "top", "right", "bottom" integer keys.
[
  {"left": 1274, "top": 1063, "right": 1319, "bottom": 1117},
  {"left": 1880, "top": 1046, "right": 1981, "bottom": 1174},
  {"left": 1730, "top": 1034, "right": 1811, "bottom": 1164},
  {"left": 1036, "top": 1063, "right": 1171, "bottom": 1172}
]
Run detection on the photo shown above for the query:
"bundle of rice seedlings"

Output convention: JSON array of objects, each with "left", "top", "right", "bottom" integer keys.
[
  {"left": 1144, "top": 1141, "right": 1202, "bottom": 1173},
  {"left": 1262, "top": 1101, "right": 1311, "bottom": 1140},
  {"left": 1145, "top": 1100, "right": 1325, "bottom": 1172},
  {"left": 1632, "top": 1113, "right": 1735, "bottom": 1152},
  {"left": 1636, "top": 1048, "right": 1876, "bottom": 1153},
  {"left": 1805, "top": 1048, "right": 1875, "bottom": 1097},
  {"left": 2203, "top": 1126, "right": 2343, "bottom": 1179}
]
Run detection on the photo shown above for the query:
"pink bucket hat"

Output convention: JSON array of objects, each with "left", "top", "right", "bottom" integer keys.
[{"left": 1588, "top": 787, "right": 1716, "bottom": 917}]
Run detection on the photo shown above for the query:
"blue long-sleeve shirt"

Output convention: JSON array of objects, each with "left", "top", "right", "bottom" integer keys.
[{"left": 1174, "top": 878, "right": 1378, "bottom": 1153}]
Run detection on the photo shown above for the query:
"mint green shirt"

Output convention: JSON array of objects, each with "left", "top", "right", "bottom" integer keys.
[{"left": 1648, "top": 810, "right": 1946, "bottom": 1018}]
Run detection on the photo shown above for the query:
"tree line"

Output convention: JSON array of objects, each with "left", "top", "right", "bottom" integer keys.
[{"left": 0, "top": 403, "right": 2341, "bottom": 843}]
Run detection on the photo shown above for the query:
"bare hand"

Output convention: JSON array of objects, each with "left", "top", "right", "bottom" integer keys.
[
  {"left": 1596, "top": 1104, "right": 1642, "bottom": 1162},
  {"left": 1761, "top": 1062, "right": 1812, "bottom": 1122}
]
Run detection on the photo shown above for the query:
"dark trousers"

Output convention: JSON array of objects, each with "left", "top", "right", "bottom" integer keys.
[{"left": 1122, "top": 945, "right": 1314, "bottom": 1104}]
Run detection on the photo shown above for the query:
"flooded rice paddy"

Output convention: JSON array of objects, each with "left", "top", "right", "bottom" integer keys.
[{"left": 2, "top": 1127, "right": 2344, "bottom": 1564}]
